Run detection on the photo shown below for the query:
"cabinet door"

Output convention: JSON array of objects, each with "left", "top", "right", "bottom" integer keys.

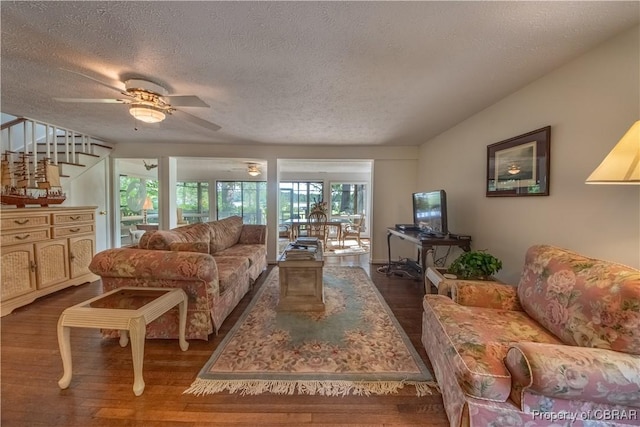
[
  {"left": 1, "top": 244, "right": 37, "bottom": 300},
  {"left": 34, "top": 239, "right": 70, "bottom": 289},
  {"left": 68, "top": 235, "right": 96, "bottom": 279}
]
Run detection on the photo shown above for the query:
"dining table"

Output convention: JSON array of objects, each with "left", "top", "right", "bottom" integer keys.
[{"left": 285, "top": 218, "right": 350, "bottom": 243}]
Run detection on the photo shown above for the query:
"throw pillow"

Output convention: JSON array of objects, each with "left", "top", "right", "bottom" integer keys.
[{"left": 208, "top": 216, "right": 243, "bottom": 253}]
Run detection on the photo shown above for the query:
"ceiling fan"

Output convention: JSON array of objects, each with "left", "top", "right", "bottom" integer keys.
[
  {"left": 227, "top": 161, "right": 264, "bottom": 176},
  {"left": 55, "top": 69, "right": 221, "bottom": 132}
]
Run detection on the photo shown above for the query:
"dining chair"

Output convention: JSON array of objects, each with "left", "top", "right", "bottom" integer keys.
[
  {"left": 307, "top": 210, "right": 328, "bottom": 247},
  {"left": 342, "top": 214, "right": 364, "bottom": 247}
]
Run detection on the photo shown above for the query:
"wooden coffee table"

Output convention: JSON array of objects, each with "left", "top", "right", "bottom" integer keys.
[
  {"left": 277, "top": 242, "right": 325, "bottom": 311},
  {"left": 57, "top": 287, "right": 189, "bottom": 396}
]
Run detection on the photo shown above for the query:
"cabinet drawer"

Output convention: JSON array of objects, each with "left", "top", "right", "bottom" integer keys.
[
  {"left": 1, "top": 214, "right": 50, "bottom": 231},
  {"left": 1, "top": 229, "right": 51, "bottom": 245},
  {"left": 52, "top": 211, "right": 95, "bottom": 225},
  {"left": 52, "top": 224, "right": 94, "bottom": 238}
]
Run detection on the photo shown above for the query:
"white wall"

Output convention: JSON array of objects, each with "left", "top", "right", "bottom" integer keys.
[
  {"left": 67, "top": 157, "right": 110, "bottom": 252},
  {"left": 371, "top": 159, "right": 419, "bottom": 264},
  {"left": 418, "top": 26, "right": 640, "bottom": 283}
]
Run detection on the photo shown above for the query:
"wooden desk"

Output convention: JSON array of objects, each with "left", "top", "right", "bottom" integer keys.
[{"left": 386, "top": 227, "right": 472, "bottom": 287}]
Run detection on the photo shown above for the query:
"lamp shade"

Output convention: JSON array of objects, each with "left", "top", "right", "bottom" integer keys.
[
  {"left": 142, "top": 197, "right": 153, "bottom": 210},
  {"left": 586, "top": 120, "right": 640, "bottom": 185}
]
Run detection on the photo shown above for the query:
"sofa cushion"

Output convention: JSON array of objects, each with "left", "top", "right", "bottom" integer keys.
[
  {"left": 517, "top": 245, "right": 640, "bottom": 354},
  {"left": 423, "top": 295, "right": 562, "bottom": 402},
  {"left": 505, "top": 342, "right": 640, "bottom": 409},
  {"left": 238, "top": 224, "right": 268, "bottom": 244},
  {"left": 216, "top": 244, "right": 267, "bottom": 268},
  {"left": 208, "top": 216, "right": 243, "bottom": 253},
  {"left": 169, "top": 241, "right": 210, "bottom": 254},
  {"left": 145, "top": 223, "right": 211, "bottom": 250},
  {"left": 213, "top": 255, "right": 250, "bottom": 295},
  {"left": 137, "top": 230, "right": 155, "bottom": 249},
  {"left": 176, "top": 222, "right": 213, "bottom": 242}
]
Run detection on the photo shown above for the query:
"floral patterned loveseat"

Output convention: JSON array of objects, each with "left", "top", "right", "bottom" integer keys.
[
  {"left": 89, "top": 216, "right": 267, "bottom": 340},
  {"left": 422, "top": 244, "right": 640, "bottom": 427}
]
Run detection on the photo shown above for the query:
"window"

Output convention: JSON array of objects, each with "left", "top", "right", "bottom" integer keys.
[
  {"left": 177, "top": 181, "right": 210, "bottom": 223},
  {"left": 279, "top": 181, "right": 323, "bottom": 223},
  {"left": 119, "top": 175, "right": 158, "bottom": 246},
  {"left": 330, "top": 183, "right": 366, "bottom": 217},
  {"left": 216, "top": 181, "right": 267, "bottom": 224}
]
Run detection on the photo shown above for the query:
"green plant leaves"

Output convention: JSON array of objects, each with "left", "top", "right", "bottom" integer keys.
[{"left": 448, "top": 250, "right": 503, "bottom": 279}]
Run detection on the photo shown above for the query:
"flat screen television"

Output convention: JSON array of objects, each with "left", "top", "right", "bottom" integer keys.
[{"left": 412, "top": 190, "right": 448, "bottom": 235}]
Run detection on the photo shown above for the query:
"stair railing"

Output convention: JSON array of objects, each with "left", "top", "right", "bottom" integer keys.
[
  {"left": 1, "top": 115, "right": 110, "bottom": 182},
  {"left": 1, "top": 117, "right": 95, "bottom": 163}
]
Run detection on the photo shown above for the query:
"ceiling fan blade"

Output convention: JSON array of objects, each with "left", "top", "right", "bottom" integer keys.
[
  {"left": 54, "top": 98, "right": 129, "bottom": 104},
  {"left": 163, "top": 95, "right": 209, "bottom": 108},
  {"left": 173, "top": 109, "right": 221, "bottom": 132},
  {"left": 60, "top": 68, "right": 129, "bottom": 95}
]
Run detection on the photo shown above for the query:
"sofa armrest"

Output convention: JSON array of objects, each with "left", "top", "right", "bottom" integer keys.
[
  {"left": 89, "top": 248, "right": 218, "bottom": 282},
  {"left": 451, "top": 281, "right": 523, "bottom": 311},
  {"left": 239, "top": 224, "right": 267, "bottom": 244},
  {"left": 505, "top": 342, "right": 640, "bottom": 408}
]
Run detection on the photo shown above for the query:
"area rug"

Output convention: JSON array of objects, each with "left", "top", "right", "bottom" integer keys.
[
  {"left": 324, "top": 238, "right": 370, "bottom": 257},
  {"left": 184, "top": 266, "right": 436, "bottom": 397}
]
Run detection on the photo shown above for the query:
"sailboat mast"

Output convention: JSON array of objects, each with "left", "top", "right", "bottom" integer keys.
[{"left": 1, "top": 152, "right": 13, "bottom": 188}]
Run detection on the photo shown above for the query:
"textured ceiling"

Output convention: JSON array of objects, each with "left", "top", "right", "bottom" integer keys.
[{"left": 2, "top": 1, "right": 638, "bottom": 147}]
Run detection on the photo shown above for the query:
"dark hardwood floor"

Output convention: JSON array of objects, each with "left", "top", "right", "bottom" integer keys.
[{"left": 1, "top": 256, "right": 447, "bottom": 426}]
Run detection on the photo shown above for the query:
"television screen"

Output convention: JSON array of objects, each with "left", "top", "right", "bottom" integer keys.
[{"left": 412, "top": 190, "right": 448, "bottom": 235}]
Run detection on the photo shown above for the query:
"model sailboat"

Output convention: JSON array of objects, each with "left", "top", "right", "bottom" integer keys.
[{"left": 1, "top": 151, "right": 66, "bottom": 208}]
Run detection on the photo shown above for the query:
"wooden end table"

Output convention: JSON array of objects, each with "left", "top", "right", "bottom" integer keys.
[
  {"left": 57, "top": 287, "right": 189, "bottom": 396},
  {"left": 277, "top": 243, "right": 325, "bottom": 311}
]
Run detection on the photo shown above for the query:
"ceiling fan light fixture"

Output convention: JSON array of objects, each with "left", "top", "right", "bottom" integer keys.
[
  {"left": 129, "top": 104, "right": 166, "bottom": 123},
  {"left": 247, "top": 164, "right": 261, "bottom": 176}
]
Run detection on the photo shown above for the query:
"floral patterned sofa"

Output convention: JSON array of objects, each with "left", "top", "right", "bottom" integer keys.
[
  {"left": 89, "top": 216, "right": 267, "bottom": 340},
  {"left": 422, "top": 244, "right": 640, "bottom": 427}
]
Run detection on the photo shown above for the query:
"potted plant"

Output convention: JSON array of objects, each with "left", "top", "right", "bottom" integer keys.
[
  {"left": 310, "top": 200, "right": 328, "bottom": 214},
  {"left": 447, "top": 250, "right": 503, "bottom": 280}
]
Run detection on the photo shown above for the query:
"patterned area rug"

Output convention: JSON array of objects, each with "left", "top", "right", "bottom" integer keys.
[{"left": 184, "top": 266, "right": 436, "bottom": 397}]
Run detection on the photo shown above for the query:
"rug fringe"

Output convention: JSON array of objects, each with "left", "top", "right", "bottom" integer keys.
[{"left": 183, "top": 378, "right": 439, "bottom": 397}]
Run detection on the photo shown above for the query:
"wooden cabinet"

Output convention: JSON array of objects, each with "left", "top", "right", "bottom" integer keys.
[
  {"left": 1, "top": 206, "right": 98, "bottom": 316},
  {"left": 1, "top": 243, "right": 37, "bottom": 301}
]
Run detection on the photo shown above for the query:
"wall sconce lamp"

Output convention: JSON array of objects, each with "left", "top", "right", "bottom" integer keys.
[
  {"left": 586, "top": 120, "right": 640, "bottom": 184},
  {"left": 142, "top": 197, "right": 153, "bottom": 223}
]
